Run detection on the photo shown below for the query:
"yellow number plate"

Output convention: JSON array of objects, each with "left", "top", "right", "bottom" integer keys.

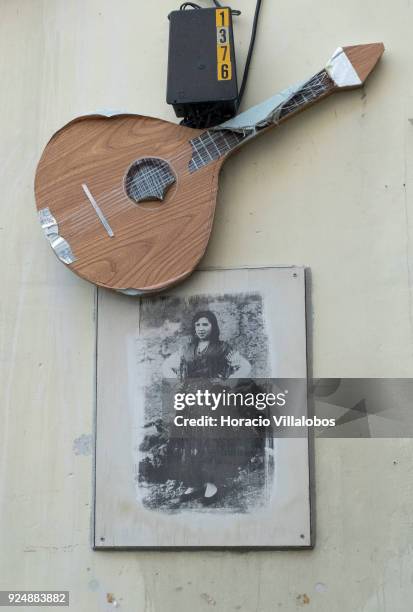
[{"left": 216, "top": 8, "right": 232, "bottom": 81}]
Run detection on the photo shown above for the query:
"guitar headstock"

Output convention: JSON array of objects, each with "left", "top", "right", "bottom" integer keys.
[{"left": 326, "top": 43, "right": 385, "bottom": 89}]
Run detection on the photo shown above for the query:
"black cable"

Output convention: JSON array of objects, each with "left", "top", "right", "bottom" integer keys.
[
  {"left": 212, "top": 0, "right": 241, "bottom": 16},
  {"left": 237, "top": 0, "right": 262, "bottom": 107},
  {"left": 181, "top": 1, "right": 241, "bottom": 16},
  {"left": 180, "top": 2, "right": 202, "bottom": 9}
]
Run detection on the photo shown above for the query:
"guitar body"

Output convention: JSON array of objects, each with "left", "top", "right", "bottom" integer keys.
[{"left": 35, "top": 114, "right": 222, "bottom": 292}]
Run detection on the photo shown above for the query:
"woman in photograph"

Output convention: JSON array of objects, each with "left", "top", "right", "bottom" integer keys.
[
  {"left": 162, "top": 310, "right": 252, "bottom": 505},
  {"left": 162, "top": 310, "right": 251, "bottom": 382}
]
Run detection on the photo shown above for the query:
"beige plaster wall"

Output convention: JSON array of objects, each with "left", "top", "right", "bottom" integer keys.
[{"left": 0, "top": 0, "right": 412, "bottom": 610}]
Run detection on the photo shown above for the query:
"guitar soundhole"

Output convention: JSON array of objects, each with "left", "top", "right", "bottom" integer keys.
[{"left": 125, "top": 157, "right": 176, "bottom": 207}]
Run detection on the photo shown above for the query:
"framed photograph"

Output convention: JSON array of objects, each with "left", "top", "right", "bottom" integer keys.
[{"left": 94, "top": 266, "right": 311, "bottom": 548}]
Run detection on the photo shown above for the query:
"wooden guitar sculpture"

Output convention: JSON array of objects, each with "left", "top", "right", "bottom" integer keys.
[{"left": 35, "top": 43, "right": 384, "bottom": 294}]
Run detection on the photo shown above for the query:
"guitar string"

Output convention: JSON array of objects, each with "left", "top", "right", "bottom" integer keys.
[
  {"left": 66, "top": 71, "right": 334, "bottom": 217},
  {"left": 134, "top": 70, "right": 334, "bottom": 178},
  {"left": 86, "top": 70, "right": 334, "bottom": 209},
  {"left": 137, "top": 72, "right": 333, "bottom": 187},
  {"left": 78, "top": 70, "right": 333, "bottom": 212},
  {"left": 61, "top": 74, "right": 332, "bottom": 235}
]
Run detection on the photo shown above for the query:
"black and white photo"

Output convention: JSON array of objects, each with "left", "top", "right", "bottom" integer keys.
[{"left": 136, "top": 293, "right": 273, "bottom": 512}]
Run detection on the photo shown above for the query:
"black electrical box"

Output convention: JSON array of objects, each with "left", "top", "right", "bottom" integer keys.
[{"left": 167, "top": 7, "right": 238, "bottom": 124}]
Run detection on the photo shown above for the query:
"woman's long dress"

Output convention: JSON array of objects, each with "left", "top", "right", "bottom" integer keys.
[{"left": 168, "top": 340, "right": 262, "bottom": 487}]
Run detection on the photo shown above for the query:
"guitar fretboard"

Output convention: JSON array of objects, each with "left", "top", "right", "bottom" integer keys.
[
  {"left": 188, "top": 129, "right": 245, "bottom": 173},
  {"left": 188, "top": 69, "right": 335, "bottom": 173},
  {"left": 277, "top": 70, "right": 334, "bottom": 119}
]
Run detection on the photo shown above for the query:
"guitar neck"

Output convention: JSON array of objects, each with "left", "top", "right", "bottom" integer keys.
[
  {"left": 272, "top": 69, "right": 335, "bottom": 123},
  {"left": 188, "top": 69, "right": 336, "bottom": 172}
]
